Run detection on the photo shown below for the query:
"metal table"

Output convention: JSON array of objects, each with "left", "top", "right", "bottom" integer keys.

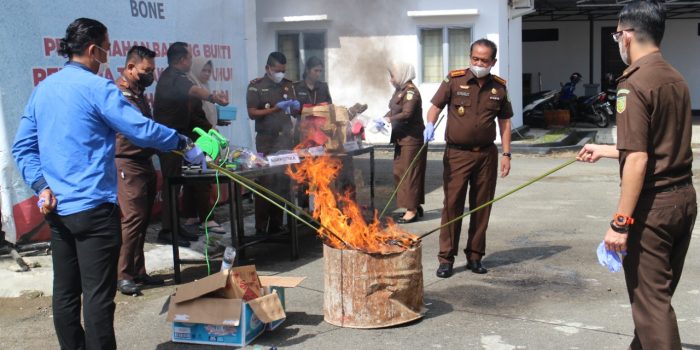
[
  {"left": 167, "top": 146, "right": 375, "bottom": 284},
  {"left": 166, "top": 164, "right": 298, "bottom": 284}
]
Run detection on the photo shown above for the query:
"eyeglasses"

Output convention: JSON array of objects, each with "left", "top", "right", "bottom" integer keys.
[{"left": 612, "top": 28, "right": 634, "bottom": 43}]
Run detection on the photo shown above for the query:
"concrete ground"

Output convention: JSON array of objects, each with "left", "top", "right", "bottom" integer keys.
[{"left": 1, "top": 150, "right": 700, "bottom": 350}]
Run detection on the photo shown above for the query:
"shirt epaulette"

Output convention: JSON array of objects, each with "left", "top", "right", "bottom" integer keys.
[
  {"left": 249, "top": 77, "right": 263, "bottom": 85},
  {"left": 449, "top": 69, "right": 467, "bottom": 78},
  {"left": 492, "top": 75, "right": 507, "bottom": 86},
  {"left": 616, "top": 66, "right": 640, "bottom": 83}
]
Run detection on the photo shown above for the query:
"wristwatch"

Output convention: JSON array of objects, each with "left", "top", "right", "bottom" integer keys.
[
  {"left": 613, "top": 213, "right": 634, "bottom": 226},
  {"left": 207, "top": 93, "right": 215, "bottom": 103},
  {"left": 502, "top": 152, "right": 512, "bottom": 158}
]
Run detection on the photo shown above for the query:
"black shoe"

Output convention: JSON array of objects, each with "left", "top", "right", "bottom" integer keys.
[
  {"left": 135, "top": 274, "right": 164, "bottom": 286},
  {"left": 467, "top": 260, "right": 488, "bottom": 274},
  {"left": 436, "top": 263, "right": 453, "bottom": 278},
  {"left": 117, "top": 280, "right": 141, "bottom": 295},
  {"left": 397, "top": 214, "right": 419, "bottom": 224},
  {"left": 156, "top": 232, "right": 191, "bottom": 247},
  {"left": 417, "top": 205, "right": 424, "bottom": 218}
]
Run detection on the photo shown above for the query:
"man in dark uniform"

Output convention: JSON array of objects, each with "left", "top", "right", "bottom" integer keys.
[
  {"left": 425, "top": 38, "right": 513, "bottom": 278},
  {"left": 246, "top": 52, "right": 300, "bottom": 235},
  {"left": 154, "top": 42, "right": 228, "bottom": 244},
  {"left": 578, "top": 2, "right": 696, "bottom": 349},
  {"left": 114, "top": 46, "right": 164, "bottom": 295}
]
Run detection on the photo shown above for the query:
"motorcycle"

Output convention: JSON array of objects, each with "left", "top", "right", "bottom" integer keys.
[
  {"left": 566, "top": 91, "right": 613, "bottom": 128},
  {"left": 523, "top": 89, "right": 559, "bottom": 128},
  {"left": 558, "top": 72, "right": 612, "bottom": 128}
]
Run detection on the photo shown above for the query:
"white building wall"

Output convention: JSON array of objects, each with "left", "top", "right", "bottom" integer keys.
[
  {"left": 523, "top": 19, "right": 700, "bottom": 109},
  {"left": 253, "top": 0, "right": 523, "bottom": 144}
]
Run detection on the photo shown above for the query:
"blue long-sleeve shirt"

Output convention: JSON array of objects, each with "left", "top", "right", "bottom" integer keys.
[{"left": 12, "top": 62, "right": 181, "bottom": 216}]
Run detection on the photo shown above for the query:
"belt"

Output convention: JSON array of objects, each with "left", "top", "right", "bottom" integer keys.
[
  {"left": 645, "top": 180, "right": 693, "bottom": 194},
  {"left": 446, "top": 143, "right": 492, "bottom": 152}
]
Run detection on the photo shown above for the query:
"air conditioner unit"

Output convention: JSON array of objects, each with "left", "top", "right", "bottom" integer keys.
[{"left": 510, "top": 0, "right": 533, "bottom": 9}]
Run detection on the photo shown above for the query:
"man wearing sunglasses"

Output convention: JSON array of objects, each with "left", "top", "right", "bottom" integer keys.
[{"left": 577, "top": 1, "right": 695, "bottom": 349}]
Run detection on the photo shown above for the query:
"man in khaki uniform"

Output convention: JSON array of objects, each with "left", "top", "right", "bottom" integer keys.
[
  {"left": 578, "top": 2, "right": 696, "bottom": 349},
  {"left": 425, "top": 38, "right": 513, "bottom": 278},
  {"left": 246, "top": 52, "right": 300, "bottom": 234},
  {"left": 114, "top": 46, "right": 163, "bottom": 295}
]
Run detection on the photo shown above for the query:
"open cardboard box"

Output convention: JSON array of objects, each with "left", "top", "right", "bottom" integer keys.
[
  {"left": 299, "top": 104, "right": 350, "bottom": 152},
  {"left": 166, "top": 265, "right": 305, "bottom": 347}
]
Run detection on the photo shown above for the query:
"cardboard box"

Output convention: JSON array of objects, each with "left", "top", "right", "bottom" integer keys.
[
  {"left": 166, "top": 266, "right": 305, "bottom": 347},
  {"left": 299, "top": 104, "right": 350, "bottom": 152}
]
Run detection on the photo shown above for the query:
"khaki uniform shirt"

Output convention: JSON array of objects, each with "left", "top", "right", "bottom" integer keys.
[
  {"left": 431, "top": 69, "right": 513, "bottom": 147},
  {"left": 616, "top": 52, "right": 693, "bottom": 190},
  {"left": 386, "top": 81, "right": 424, "bottom": 145},
  {"left": 115, "top": 76, "right": 156, "bottom": 159},
  {"left": 246, "top": 75, "right": 296, "bottom": 135}
]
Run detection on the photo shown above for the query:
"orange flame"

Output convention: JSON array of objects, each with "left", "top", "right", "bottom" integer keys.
[{"left": 287, "top": 156, "right": 418, "bottom": 254}]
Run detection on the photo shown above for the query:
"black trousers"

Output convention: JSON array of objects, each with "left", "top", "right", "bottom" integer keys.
[{"left": 46, "top": 203, "right": 121, "bottom": 350}]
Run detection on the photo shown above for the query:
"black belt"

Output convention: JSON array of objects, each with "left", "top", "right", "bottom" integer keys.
[
  {"left": 446, "top": 143, "right": 493, "bottom": 152},
  {"left": 645, "top": 180, "right": 693, "bottom": 194}
]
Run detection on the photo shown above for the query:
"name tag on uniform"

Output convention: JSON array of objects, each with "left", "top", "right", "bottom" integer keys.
[
  {"left": 298, "top": 92, "right": 308, "bottom": 96},
  {"left": 456, "top": 91, "right": 470, "bottom": 97},
  {"left": 267, "top": 153, "right": 300, "bottom": 166},
  {"left": 489, "top": 96, "right": 500, "bottom": 101}
]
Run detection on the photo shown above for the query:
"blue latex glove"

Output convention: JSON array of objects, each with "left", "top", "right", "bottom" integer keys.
[
  {"left": 423, "top": 121, "right": 435, "bottom": 142},
  {"left": 596, "top": 240, "right": 624, "bottom": 273},
  {"left": 290, "top": 100, "right": 301, "bottom": 111},
  {"left": 275, "top": 100, "right": 295, "bottom": 111},
  {"left": 184, "top": 144, "right": 207, "bottom": 170}
]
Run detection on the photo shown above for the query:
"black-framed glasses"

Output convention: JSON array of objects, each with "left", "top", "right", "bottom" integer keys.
[{"left": 612, "top": 28, "right": 634, "bottom": 43}]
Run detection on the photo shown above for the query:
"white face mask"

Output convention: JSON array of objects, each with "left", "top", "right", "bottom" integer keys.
[
  {"left": 94, "top": 45, "right": 110, "bottom": 76},
  {"left": 618, "top": 40, "right": 630, "bottom": 66},
  {"left": 269, "top": 71, "right": 285, "bottom": 84},
  {"left": 470, "top": 65, "right": 491, "bottom": 79}
]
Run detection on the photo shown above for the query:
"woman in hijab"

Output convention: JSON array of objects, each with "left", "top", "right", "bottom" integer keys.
[
  {"left": 182, "top": 57, "right": 226, "bottom": 234},
  {"left": 384, "top": 62, "right": 426, "bottom": 223},
  {"left": 190, "top": 57, "right": 229, "bottom": 126}
]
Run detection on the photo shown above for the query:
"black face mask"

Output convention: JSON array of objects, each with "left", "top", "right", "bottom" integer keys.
[{"left": 137, "top": 72, "right": 154, "bottom": 88}]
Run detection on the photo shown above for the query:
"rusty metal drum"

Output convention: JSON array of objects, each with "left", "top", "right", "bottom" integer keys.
[{"left": 323, "top": 244, "right": 424, "bottom": 328}]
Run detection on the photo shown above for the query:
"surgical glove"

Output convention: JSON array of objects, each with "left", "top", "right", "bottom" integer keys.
[
  {"left": 423, "top": 122, "right": 435, "bottom": 142},
  {"left": 275, "top": 100, "right": 294, "bottom": 111},
  {"left": 596, "top": 240, "right": 623, "bottom": 273}
]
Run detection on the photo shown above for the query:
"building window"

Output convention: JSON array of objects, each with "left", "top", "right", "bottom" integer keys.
[
  {"left": 277, "top": 32, "right": 326, "bottom": 82},
  {"left": 420, "top": 27, "right": 472, "bottom": 83}
]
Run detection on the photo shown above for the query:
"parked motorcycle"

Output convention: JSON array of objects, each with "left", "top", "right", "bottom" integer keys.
[
  {"left": 559, "top": 72, "right": 612, "bottom": 128},
  {"left": 523, "top": 89, "right": 559, "bottom": 128}
]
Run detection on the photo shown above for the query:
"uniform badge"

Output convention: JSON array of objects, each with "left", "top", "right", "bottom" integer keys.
[
  {"left": 406, "top": 91, "right": 415, "bottom": 101},
  {"left": 283, "top": 94, "right": 288, "bottom": 99},
  {"left": 444, "top": 77, "right": 450, "bottom": 83},
  {"left": 459, "top": 85, "right": 470, "bottom": 90},
  {"left": 616, "top": 89, "right": 630, "bottom": 114},
  {"left": 458, "top": 106, "right": 465, "bottom": 116},
  {"left": 284, "top": 87, "right": 289, "bottom": 91},
  {"left": 616, "top": 96, "right": 627, "bottom": 114},
  {"left": 265, "top": 103, "right": 271, "bottom": 109},
  {"left": 491, "top": 88, "right": 497, "bottom": 95}
]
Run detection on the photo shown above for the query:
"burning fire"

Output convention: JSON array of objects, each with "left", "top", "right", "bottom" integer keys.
[{"left": 287, "top": 156, "right": 419, "bottom": 255}]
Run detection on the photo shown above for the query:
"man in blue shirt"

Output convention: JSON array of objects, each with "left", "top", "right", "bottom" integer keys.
[{"left": 12, "top": 18, "right": 203, "bottom": 350}]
